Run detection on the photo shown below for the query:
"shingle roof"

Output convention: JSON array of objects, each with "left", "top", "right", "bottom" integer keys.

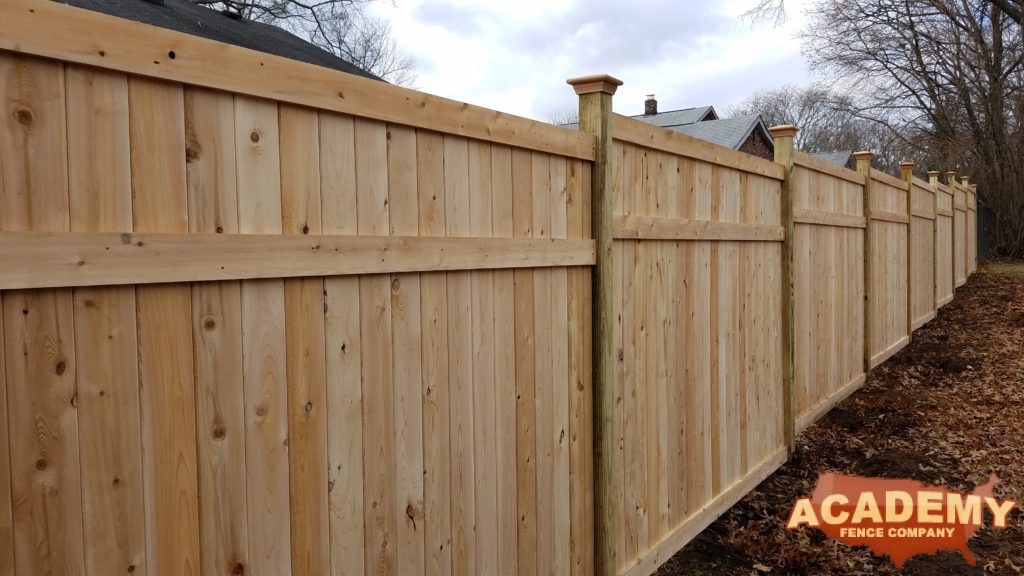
[
  {"left": 814, "top": 150, "right": 855, "bottom": 167},
  {"left": 632, "top": 106, "right": 718, "bottom": 127},
  {"left": 57, "top": 0, "right": 380, "bottom": 80},
  {"left": 670, "top": 115, "right": 772, "bottom": 150}
]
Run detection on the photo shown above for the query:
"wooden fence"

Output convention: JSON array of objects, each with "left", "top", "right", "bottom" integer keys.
[
  {"left": 790, "top": 152, "right": 865, "bottom": 433},
  {"left": 0, "top": 2, "right": 979, "bottom": 576}
]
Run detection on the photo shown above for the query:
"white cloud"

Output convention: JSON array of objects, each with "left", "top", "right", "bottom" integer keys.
[{"left": 370, "top": 0, "right": 815, "bottom": 122}]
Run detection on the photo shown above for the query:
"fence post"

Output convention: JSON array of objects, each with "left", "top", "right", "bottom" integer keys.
[
  {"left": 767, "top": 124, "right": 798, "bottom": 456},
  {"left": 899, "top": 162, "right": 914, "bottom": 339},
  {"left": 928, "top": 170, "right": 941, "bottom": 310},
  {"left": 946, "top": 171, "right": 957, "bottom": 290},
  {"left": 854, "top": 151, "right": 875, "bottom": 371},
  {"left": 567, "top": 73, "right": 622, "bottom": 576}
]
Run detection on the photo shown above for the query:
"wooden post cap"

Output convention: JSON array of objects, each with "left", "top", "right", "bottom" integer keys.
[
  {"left": 767, "top": 125, "right": 798, "bottom": 138},
  {"left": 946, "top": 170, "right": 957, "bottom": 177},
  {"left": 961, "top": 176, "right": 970, "bottom": 185},
  {"left": 927, "top": 170, "right": 941, "bottom": 176},
  {"left": 899, "top": 161, "right": 914, "bottom": 168},
  {"left": 852, "top": 150, "right": 874, "bottom": 160},
  {"left": 566, "top": 74, "right": 624, "bottom": 95}
]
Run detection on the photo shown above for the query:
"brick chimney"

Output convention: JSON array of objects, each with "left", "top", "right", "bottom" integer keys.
[{"left": 645, "top": 94, "right": 657, "bottom": 116}]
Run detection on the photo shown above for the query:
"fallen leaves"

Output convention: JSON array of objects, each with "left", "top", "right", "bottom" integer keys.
[{"left": 659, "top": 266, "right": 1024, "bottom": 575}]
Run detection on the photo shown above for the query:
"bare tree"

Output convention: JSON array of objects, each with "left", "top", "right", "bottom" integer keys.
[
  {"left": 550, "top": 110, "right": 580, "bottom": 126},
  {"left": 728, "top": 84, "right": 866, "bottom": 152},
  {"left": 742, "top": 0, "right": 788, "bottom": 26},
  {"left": 803, "top": 0, "right": 1024, "bottom": 256},
  {"left": 319, "top": 10, "right": 417, "bottom": 86},
  {"left": 193, "top": 0, "right": 417, "bottom": 86}
]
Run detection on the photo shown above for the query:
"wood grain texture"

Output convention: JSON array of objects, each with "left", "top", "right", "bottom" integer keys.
[
  {"left": 0, "top": 53, "right": 85, "bottom": 576},
  {"left": 355, "top": 118, "right": 397, "bottom": 576},
  {"left": 0, "top": 302, "right": 10, "bottom": 576},
  {"left": 185, "top": 86, "right": 250, "bottom": 576},
  {"left": 417, "top": 129, "right": 452, "bottom": 576},
  {"left": 129, "top": 75, "right": 201, "bottom": 576},
  {"left": 444, "top": 135, "right": 476, "bottom": 576},
  {"left": 67, "top": 64, "right": 147, "bottom": 576},
  {"left": 280, "top": 104, "right": 329, "bottom": 576},
  {"left": 235, "top": 95, "right": 292, "bottom": 575},
  {"left": 320, "top": 110, "right": 365, "bottom": 576},
  {"left": 388, "top": 125, "right": 425, "bottom": 576},
  {"left": 0, "top": 0, "right": 596, "bottom": 162}
]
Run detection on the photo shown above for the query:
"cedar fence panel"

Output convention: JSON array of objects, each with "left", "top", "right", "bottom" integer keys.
[
  {"left": 909, "top": 177, "right": 937, "bottom": 330},
  {"left": 865, "top": 168, "right": 911, "bottom": 369},
  {"left": 967, "top": 187, "right": 978, "bottom": 275},
  {"left": 954, "top": 182, "right": 968, "bottom": 287},
  {"left": 609, "top": 115, "right": 787, "bottom": 576},
  {"left": 790, "top": 153, "right": 866, "bottom": 434},
  {"left": 0, "top": 3, "right": 983, "bottom": 576},
  {"left": 935, "top": 180, "right": 955, "bottom": 306},
  {"left": 0, "top": 2, "right": 596, "bottom": 574}
]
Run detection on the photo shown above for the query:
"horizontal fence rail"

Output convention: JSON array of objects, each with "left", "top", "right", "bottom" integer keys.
[{"left": 0, "top": 4, "right": 980, "bottom": 576}]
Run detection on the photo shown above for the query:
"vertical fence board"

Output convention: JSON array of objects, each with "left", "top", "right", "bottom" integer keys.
[
  {"left": 0, "top": 54, "right": 82, "bottom": 576},
  {"left": 235, "top": 96, "right": 291, "bottom": 575},
  {"left": 320, "top": 111, "right": 365, "bottom": 576},
  {"left": 512, "top": 146, "right": 538, "bottom": 576},
  {"left": 280, "top": 104, "right": 329, "bottom": 576},
  {"left": 417, "top": 130, "right": 452, "bottom": 576},
  {"left": 491, "top": 144, "right": 520, "bottom": 576},
  {"left": 550, "top": 155, "right": 572, "bottom": 576},
  {"left": 129, "top": 76, "right": 201, "bottom": 576},
  {"left": 469, "top": 141, "right": 499, "bottom": 576},
  {"left": 567, "top": 157, "right": 594, "bottom": 576},
  {"left": 388, "top": 125, "right": 426, "bottom": 576},
  {"left": 185, "top": 86, "right": 250, "bottom": 576},
  {"left": 67, "top": 64, "right": 148, "bottom": 576},
  {"left": 354, "top": 118, "right": 397, "bottom": 575}
]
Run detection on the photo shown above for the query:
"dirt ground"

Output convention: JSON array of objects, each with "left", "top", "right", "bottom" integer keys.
[{"left": 659, "top": 263, "right": 1024, "bottom": 575}]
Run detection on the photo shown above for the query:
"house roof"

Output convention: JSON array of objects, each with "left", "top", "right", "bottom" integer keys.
[
  {"left": 57, "top": 0, "right": 380, "bottom": 81},
  {"left": 671, "top": 115, "right": 772, "bottom": 150},
  {"left": 632, "top": 106, "right": 718, "bottom": 127},
  {"left": 814, "top": 150, "right": 855, "bottom": 167}
]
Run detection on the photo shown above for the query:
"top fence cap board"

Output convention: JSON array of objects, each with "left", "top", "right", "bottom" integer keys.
[
  {"left": 793, "top": 151, "right": 864, "bottom": 186},
  {"left": 869, "top": 167, "right": 909, "bottom": 190},
  {"left": 0, "top": 0, "right": 596, "bottom": 161},
  {"left": 610, "top": 114, "right": 785, "bottom": 180}
]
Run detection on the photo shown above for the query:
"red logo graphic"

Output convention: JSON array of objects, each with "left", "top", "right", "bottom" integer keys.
[{"left": 787, "top": 472, "right": 1017, "bottom": 567}]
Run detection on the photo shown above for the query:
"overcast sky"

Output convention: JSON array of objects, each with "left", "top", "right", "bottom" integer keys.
[{"left": 368, "top": 0, "right": 813, "bottom": 122}]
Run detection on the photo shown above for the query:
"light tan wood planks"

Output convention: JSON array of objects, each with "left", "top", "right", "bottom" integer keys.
[
  {"left": 235, "top": 95, "right": 291, "bottom": 575},
  {"left": 355, "top": 117, "right": 397, "bottom": 575},
  {"left": 388, "top": 124, "right": 426, "bottom": 576},
  {"left": 280, "top": 103, "right": 329, "bottom": 576},
  {"left": 444, "top": 135, "right": 475, "bottom": 575},
  {"left": 185, "top": 85, "right": 251, "bottom": 576},
  {"left": 417, "top": 129, "right": 452, "bottom": 576},
  {"left": 491, "top": 145, "right": 520, "bottom": 576},
  {"left": 321, "top": 112, "right": 366, "bottom": 576},
  {"left": 512, "top": 146, "right": 539, "bottom": 576},
  {"left": 612, "top": 139, "right": 786, "bottom": 575},
  {"left": 867, "top": 178, "right": 910, "bottom": 366},
  {"left": 469, "top": 140, "right": 499, "bottom": 576},
  {"left": 567, "top": 157, "right": 594, "bottom": 576},
  {"left": 0, "top": 52, "right": 83, "bottom": 576},
  {"left": 129, "top": 75, "right": 202, "bottom": 576},
  {"left": 67, "top": 64, "right": 148, "bottom": 576},
  {"left": 0, "top": 301, "right": 9, "bottom": 576},
  {"left": 790, "top": 164, "right": 866, "bottom": 427},
  {"left": 0, "top": 0, "right": 595, "bottom": 162}
]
